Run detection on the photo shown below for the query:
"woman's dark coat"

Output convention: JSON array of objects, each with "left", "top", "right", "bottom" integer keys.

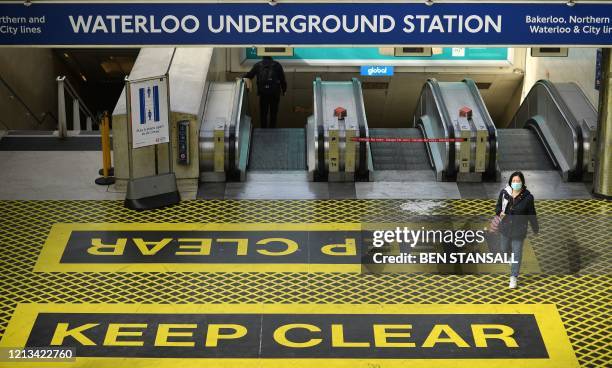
[{"left": 495, "top": 188, "right": 539, "bottom": 239}]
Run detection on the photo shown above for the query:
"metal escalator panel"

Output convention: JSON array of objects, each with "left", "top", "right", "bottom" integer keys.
[
  {"left": 248, "top": 128, "right": 306, "bottom": 171},
  {"left": 497, "top": 129, "right": 555, "bottom": 171},
  {"left": 308, "top": 77, "right": 372, "bottom": 182},
  {"left": 199, "top": 79, "right": 251, "bottom": 182},
  {"left": 554, "top": 82, "right": 598, "bottom": 176},
  {"left": 463, "top": 78, "right": 499, "bottom": 179},
  {"left": 413, "top": 79, "right": 495, "bottom": 182},
  {"left": 509, "top": 80, "right": 595, "bottom": 181},
  {"left": 370, "top": 128, "right": 431, "bottom": 170},
  {"left": 437, "top": 81, "right": 493, "bottom": 180},
  {"left": 413, "top": 80, "right": 451, "bottom": 180}
]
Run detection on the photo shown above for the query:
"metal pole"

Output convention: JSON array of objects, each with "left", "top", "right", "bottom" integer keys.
[
  {"left": 126, "top": 78, "right": 134, "bottom": 180},
  {"left": 56, "top": 76, "right": 67, "bottom": 138},
  {"left": 95, "top": 111, "right": 115, "bottom": 185},
  {"left": 72, "top": 98, "right": 81, "bottom": 132},
  {"left": 102, "top": 112, "right": 111, "bottom": 177},
  {"left": 593, "top": 48, "right": 612, "bottom": 199},
  {"left": 165, "top": 74, "right": 174, "bottom": 174}
]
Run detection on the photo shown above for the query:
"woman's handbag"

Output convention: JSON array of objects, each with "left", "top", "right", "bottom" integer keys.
[
  {"left": 488, "top": 214, "right": 503, "bottom": 233},
  {"left": 489, "top": 188, "right": 513, "bottom": 233}
]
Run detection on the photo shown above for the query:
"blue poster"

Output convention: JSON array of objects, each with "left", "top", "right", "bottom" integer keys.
[
  {"left": 0, "top": 2, "right": 610, "bottom": 46},
  {"left": 595, "top": 48, "right": 603, "bottom": 90}
]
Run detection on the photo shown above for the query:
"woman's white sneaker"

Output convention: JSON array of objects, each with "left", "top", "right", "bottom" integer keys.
[{"left": 509, "top": 276, "right": 517, "bottom": 289}]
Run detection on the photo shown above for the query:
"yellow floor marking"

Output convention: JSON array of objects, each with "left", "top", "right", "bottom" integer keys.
[{"left": 0, "top": 303, "right": 578, "bottom": 368}]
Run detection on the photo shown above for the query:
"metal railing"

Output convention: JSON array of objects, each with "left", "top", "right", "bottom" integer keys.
[
  {"left": 57, "top": 76, "right": 98, "bottom": 137},
  {"left": 0, "top": 74, "right": 58, "bottom": 130},
  {"left": 414, "top": 79, "right": 452, "bottom": 180}
]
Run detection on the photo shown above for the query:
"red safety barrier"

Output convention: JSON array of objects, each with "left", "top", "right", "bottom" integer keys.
[{"left": 350, "top": 137, "right": 467, "bottom": 143}]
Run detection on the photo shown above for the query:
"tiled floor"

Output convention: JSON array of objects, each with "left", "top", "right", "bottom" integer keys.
[{"left": 0, "top": 151, "right": 595, "bottom": 200}]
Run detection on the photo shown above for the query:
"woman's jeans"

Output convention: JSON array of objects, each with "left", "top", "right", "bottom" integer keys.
[{"left": 499, "top": 233, "right": 524, "bottom": 277}]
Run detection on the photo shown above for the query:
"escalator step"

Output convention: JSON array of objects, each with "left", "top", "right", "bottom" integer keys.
[
  {"left": 249, "top": 128, "right": 306, "bottom": 170},
  {"left": 370, "top": 128, "right": 432, "bottom": 171},
  {"left": 497, "top": 129, "right": 556, "bottom": 171}
]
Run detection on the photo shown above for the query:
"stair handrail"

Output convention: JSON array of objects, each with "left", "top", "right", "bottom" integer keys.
[
  {"left": 57, "top": 75, "right": 99, "bottom": 137},
  {"left": 0, "top": 73, "right": 58, "bottom": 129}
]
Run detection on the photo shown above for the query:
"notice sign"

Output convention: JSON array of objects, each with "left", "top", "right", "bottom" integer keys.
[{"left": 129, "top": 76, "right": 169, "bottom": 149}]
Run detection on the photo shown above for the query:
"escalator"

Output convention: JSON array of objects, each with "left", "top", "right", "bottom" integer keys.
[
  {"left": 369, "top": 128, "right": 431, "bottom": 171},
  {"left": 113, "top": 48, "right": 597, "bottom": 188},
  {"left": 199, "top": 77, "right": 372, "bottom": 182},
  {"left": 399, "top": 78, "right": 597, "bottom": 183},
  {"left": 113, "top": 49, "right": 598, "bottom": 186},
  {"left": 272, "top": 77, "right": 499, "bottom": 183},
  {"left": 497, "top": 130, "right": 555, "bottom": 171},
  {"left": 407, "top": 78, "right": 498, "bottom": 181},
  {"left": 197, "top": 77, "right": 498, "bottom": 183},
  {"left": 248, "top": 128, "right": 306, "bottom": 171},
  {"left": 199, "top": 79, "right": 251, "bottom": 182},
  {"left": 196, "top": 75, "right": 596, "bottom": 184},
  {"left": 501, "top": 80, "right": 597, "bottom": 181},
  {"left": 307, "top": 77, "right": 372, "bottom": 182}
]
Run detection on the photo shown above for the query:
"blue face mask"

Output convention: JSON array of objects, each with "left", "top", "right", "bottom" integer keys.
[{"left": 511, "top": 183, "right": 522, "bottom": 191}]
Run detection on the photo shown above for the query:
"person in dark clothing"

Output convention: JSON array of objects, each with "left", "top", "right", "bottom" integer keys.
[
  {"left": 242, "top": 56, "right": 287, "bottom": 129},
  {"left": 495, "top": 171, "right": 539, "bottom": 289}
]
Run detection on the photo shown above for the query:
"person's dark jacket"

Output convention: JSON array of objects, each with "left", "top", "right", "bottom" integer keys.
[
  {"left": 242, "top": 59, "right": 287, "bottom": 96},
  {"left": 495, "top": 187, "right": 539, "bottom": 239}
]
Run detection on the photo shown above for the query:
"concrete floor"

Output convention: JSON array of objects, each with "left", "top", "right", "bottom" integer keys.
[
  {"left": 0, "top": 151, "right": 594, "bottom": 200},
  {"left": 0, "top": 151, "right": 123, "bottom": 200}
]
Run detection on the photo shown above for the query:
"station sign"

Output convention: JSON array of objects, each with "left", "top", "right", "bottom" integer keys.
[
  {"left": 0, "top": 2, "right": 610, "bottom": 46},
  {"left": 361, "top": 66, "right": 394, "bottom": 77}
]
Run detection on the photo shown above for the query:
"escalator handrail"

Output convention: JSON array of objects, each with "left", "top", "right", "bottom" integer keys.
[
  {"left": 352, "top": 78, "right": 369, "bottom": 179},
  {"left": 566, "top": 81, "right": 598, "bottom": 113},
  {"left": 541, "top": 80, "right": 583, "bottom": 178},
  {"left": 524, "top": 119, "right": 560, "bottom": 169},
  {"left": 314, "top": 77, "right": 326, "bottom": 180},
  {"left": 227, "top": 78, "right": 244, "bottom": 179},
  {"left": 463, "top": 78, "right": 498, "bottom": 178},
  {"left": 426, "top": 78, "right": 455, "bottom": 178},
  {"left": 413, "top": 83, "right": 449, "bottom": 178},
  {"left": 566, "top": 81, "right": 598, "bottom": 174},
  {"left": 416, "top": 124, "right": 436, "bottom": 170}
]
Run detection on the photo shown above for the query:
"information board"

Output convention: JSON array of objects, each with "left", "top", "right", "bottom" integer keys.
[{"left": 129, "top": 76, "right": 169, "bottom": 149}]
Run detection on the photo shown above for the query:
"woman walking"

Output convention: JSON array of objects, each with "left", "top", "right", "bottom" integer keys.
[{"left": 495, "top": 171, "right": 539, "bottom": 289}]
